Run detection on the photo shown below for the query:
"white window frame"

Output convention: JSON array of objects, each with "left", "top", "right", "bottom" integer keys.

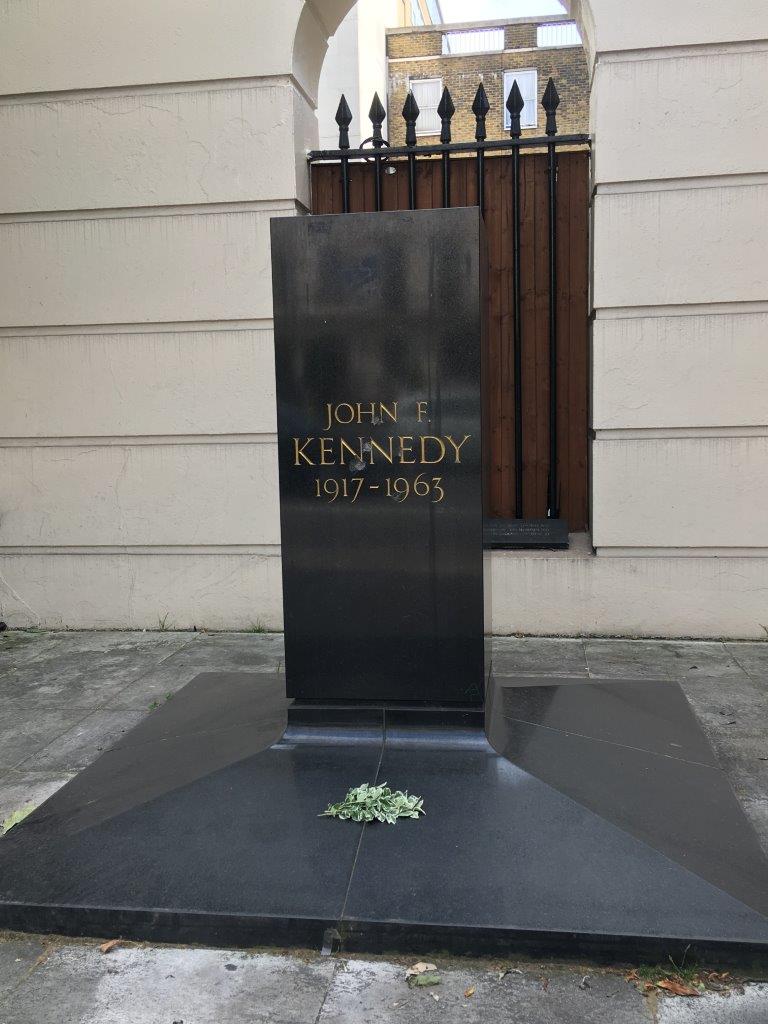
[
  {"left": 408, "top": 77, "right": 443, "bottom": 136},
  {"left": 502, "top": 69, "right": 538, "bottom": 131}
]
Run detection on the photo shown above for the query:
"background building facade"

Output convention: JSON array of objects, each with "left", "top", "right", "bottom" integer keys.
[
  {"left": 0, "top": 0, "right": 766, "bottom": 638},
  {"left": 387, "top": 15, "right": 588, "bottom": 144}
]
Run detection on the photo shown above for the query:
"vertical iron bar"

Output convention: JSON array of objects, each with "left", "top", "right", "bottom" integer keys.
[
  {"left": 402, "top": 90, "right": 419, "bottom": 211},
  {"left": 438, "top": 87, "right": 454, "bottom": 209},
  {"left": 335, "top": 94, "right": 353, "bottom": 215},
  {"left": 542, "top": 79, "right": 560, "bottom": 518},
  {"left": 341, "top": 156, "right": 350, "bottom": 214},
  {"left": 512, "top": 144, "right": 523, "bottom": 518},
  {"left": 369, "top": 93, "right": 386, "bottom": 213},
  {"left": 546, "top": 139, "right": 557, "bottom": 516},
  {"left": 506, "top": 79, "right": 525, "bottom": 519},
  {"left": 472, "top": 83, "right": 489, "bottom": 216},
  {"left": 374, "top": 153, "right": 382, "bottom": 212}
]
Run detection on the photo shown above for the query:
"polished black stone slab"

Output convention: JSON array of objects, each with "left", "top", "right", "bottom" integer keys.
[
  {"left": 1, "top": 671, "right": 767, "bottom": 961},
  {"left": 484, "top": 516, "right": 569, "bottom": 549},
  {"left": 270, "top": 209, "right": 488, "bottom": 704},
  {"left": 343, "top": 724, "right": 768, "bottom": 952}
]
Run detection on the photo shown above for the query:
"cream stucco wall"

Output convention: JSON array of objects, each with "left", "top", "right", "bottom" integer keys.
[
  {"left": 317, "top": 0, "right": 399, "bottom": 150},
  {"left": 0, "top": 0, "right": 766, "bottom": 636}
]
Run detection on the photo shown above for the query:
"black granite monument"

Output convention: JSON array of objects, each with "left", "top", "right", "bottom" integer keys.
[
  {"left": 0, "top": 208, "right": 767, "bottom": 963},
  {"left": 270, "top": 209, "right": 489, "bottom": 704}
]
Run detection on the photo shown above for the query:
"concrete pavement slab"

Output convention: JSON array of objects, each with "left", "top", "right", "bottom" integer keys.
[
  {"left": 0, "top": 944, "right": 335, "bottom": 1024},
  {"left": 726, "top": 643, "right": 768, "bottom": 684},
  {"left": 492, "top": 637, "right": 588, "bottom": 677},
  {"left": 1, "top": 633, "right": 195, "bottom": 708},
  {"left": 107, "top": 634, "right": 285, "bottom": 710},
  {"left": 318, "top": 959, "right": 651, "bottom": 1024},
  {"left": 585, "top": 640, "right": 744, "bottom": 683},
  {"left": 0, "top": 935, "right": 45, "bottom": 1001},
  {"left": 656, "top": 985, "right": 768, "bottom": 1022},
  {"left": 18, "top": 710, "right": 146, "bottom": 772},
  {"left": 0, "top": 707, "right": 89, "bottom": 771}
]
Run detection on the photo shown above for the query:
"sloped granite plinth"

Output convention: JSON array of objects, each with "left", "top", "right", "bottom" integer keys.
[{"left": 1, "top": 672, "right": 767, "bottom": 963}]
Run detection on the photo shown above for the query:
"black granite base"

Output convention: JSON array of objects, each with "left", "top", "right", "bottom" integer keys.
[{"left": 1, "top": 672, "right": 767, "bottom": 964}]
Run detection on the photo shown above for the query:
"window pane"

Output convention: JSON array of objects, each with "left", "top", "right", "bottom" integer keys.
[
  {"left": 537, "top": 22, "right": 582, "bottom": 47},
  {"left": 503, "top": 70, "right": 538, "bottom": 130},
  {"left": 410, "top": 78, "right": 442, "bottom": 134},
  {"left": 442, "top": 28, "right": 504, "bottom": 54}
]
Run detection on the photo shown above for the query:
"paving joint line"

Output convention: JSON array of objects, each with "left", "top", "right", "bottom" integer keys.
[{"left": 313, "top": 957, "right": 340, "bottom": 1024}]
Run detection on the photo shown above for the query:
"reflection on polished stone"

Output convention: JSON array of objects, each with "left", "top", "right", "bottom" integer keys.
[{"left": 0, "top": 672, "right": 767, "bottom": 959}]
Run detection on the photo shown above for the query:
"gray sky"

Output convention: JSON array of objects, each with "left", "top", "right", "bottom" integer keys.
[{"left": 439, "top": 0, "right": 566, "bottom": 22}]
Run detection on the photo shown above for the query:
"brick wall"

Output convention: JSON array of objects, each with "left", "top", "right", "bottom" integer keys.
[{"left": 385, "top": 23, "right": 588, "bottom": 144}]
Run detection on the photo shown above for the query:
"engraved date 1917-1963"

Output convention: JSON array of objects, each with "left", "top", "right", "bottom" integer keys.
[{"left": 314, "top": 475, "right": 444, "bottom": 503}]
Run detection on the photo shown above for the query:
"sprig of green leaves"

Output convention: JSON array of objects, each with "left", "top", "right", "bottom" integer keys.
[{"left": 320, "top": 783, "right": 425, "bottom": 825}]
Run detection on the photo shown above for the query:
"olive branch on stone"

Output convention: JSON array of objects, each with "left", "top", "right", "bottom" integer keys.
[{"left": 320, "top": 783, "right": 425, "bottom": 825}]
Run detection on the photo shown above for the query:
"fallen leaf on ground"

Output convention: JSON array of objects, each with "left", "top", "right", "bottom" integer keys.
[
  {"left": 464, "top": 985, "right": 476, "bottom": 997},
  {"left": 406, "top": 961, "right": 437, "bottom": 978},
  {"left": 656, "top": 979, "right": 700, "bottom": 997},
  {"left": 579, "top": 975, "right": 591, "bottom": 990},
  {"left": 99, "top": 939, "right": 122, "bottom": 954},
  {"left": 540, "top": 976, "right": 549, "bottom": 991},
  {"left": 430, "top": 992, "right": 440, "bottom": 1001}
]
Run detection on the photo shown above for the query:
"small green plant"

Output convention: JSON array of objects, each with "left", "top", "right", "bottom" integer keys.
[
  {"left": 157, "top": 613, "right": 170, "bottom": 632},
  {"left": 247, "top": 620, "right": 267, "bottom": 633},
  {"left": 1, "top": 803, "right": 36, "bottom": 836},
  {"left": 320, "top": 783, "right": 425, "bottom": 825}
]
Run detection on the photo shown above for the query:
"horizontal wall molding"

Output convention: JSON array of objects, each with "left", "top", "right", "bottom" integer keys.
[
  {"left": 596, "top": 173, "right": 768, "bottom": 195},
  {"left": 0, "top": 73, "right": 312, "bottom": 107},
  {"left": 0, "top": 434, "right": 278, "bottom": 448},
  {"left": 594, "top": 426, "right": 768, "bottom": 440},
  {"left": 11, "top": 429, "right": 767, "bottom": 447},
  {"left": 596, "top": 546, "right": 768, "bottom": 558},
  {"left": 594, "top": 301, "right": 768, "bottom": 320},
  {"left": 0, "top": 199, "right": 300, "bottom": 226},
  {"left": 0, "top": 319, "right": 274, "bottom": 338},
  {"left": 0, "top": 545, "right": 281, "bottom": 556},
  {"left": 597, "top": 38, "right": 768, "bottom": 64}
]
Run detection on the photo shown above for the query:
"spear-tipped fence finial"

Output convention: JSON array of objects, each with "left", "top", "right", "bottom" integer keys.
[
  {"left": 335, "top": 94, "right": 353, "bottom": 150},
  {"left": 506, "top": 79, "right": 524, "bottom": 139},
  {"left": 368, "top": 92, "right": 386, "bottom": 148},
  {"left": 402, "top": 90, "right": 420, "bottom": 147},
  {"left": 437, "top": 86, "right": 455, "bottom": 144},
  {"left": 472, "top": 82, "right": 490, "bottom": 142},
  {"left": 542, "top": 77, "right": 560, "bottom": 136}
]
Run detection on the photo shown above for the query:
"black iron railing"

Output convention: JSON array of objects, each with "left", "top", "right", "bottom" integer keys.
[{"left": 308, "top": 79, "right": 590, "bottom": 545}]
